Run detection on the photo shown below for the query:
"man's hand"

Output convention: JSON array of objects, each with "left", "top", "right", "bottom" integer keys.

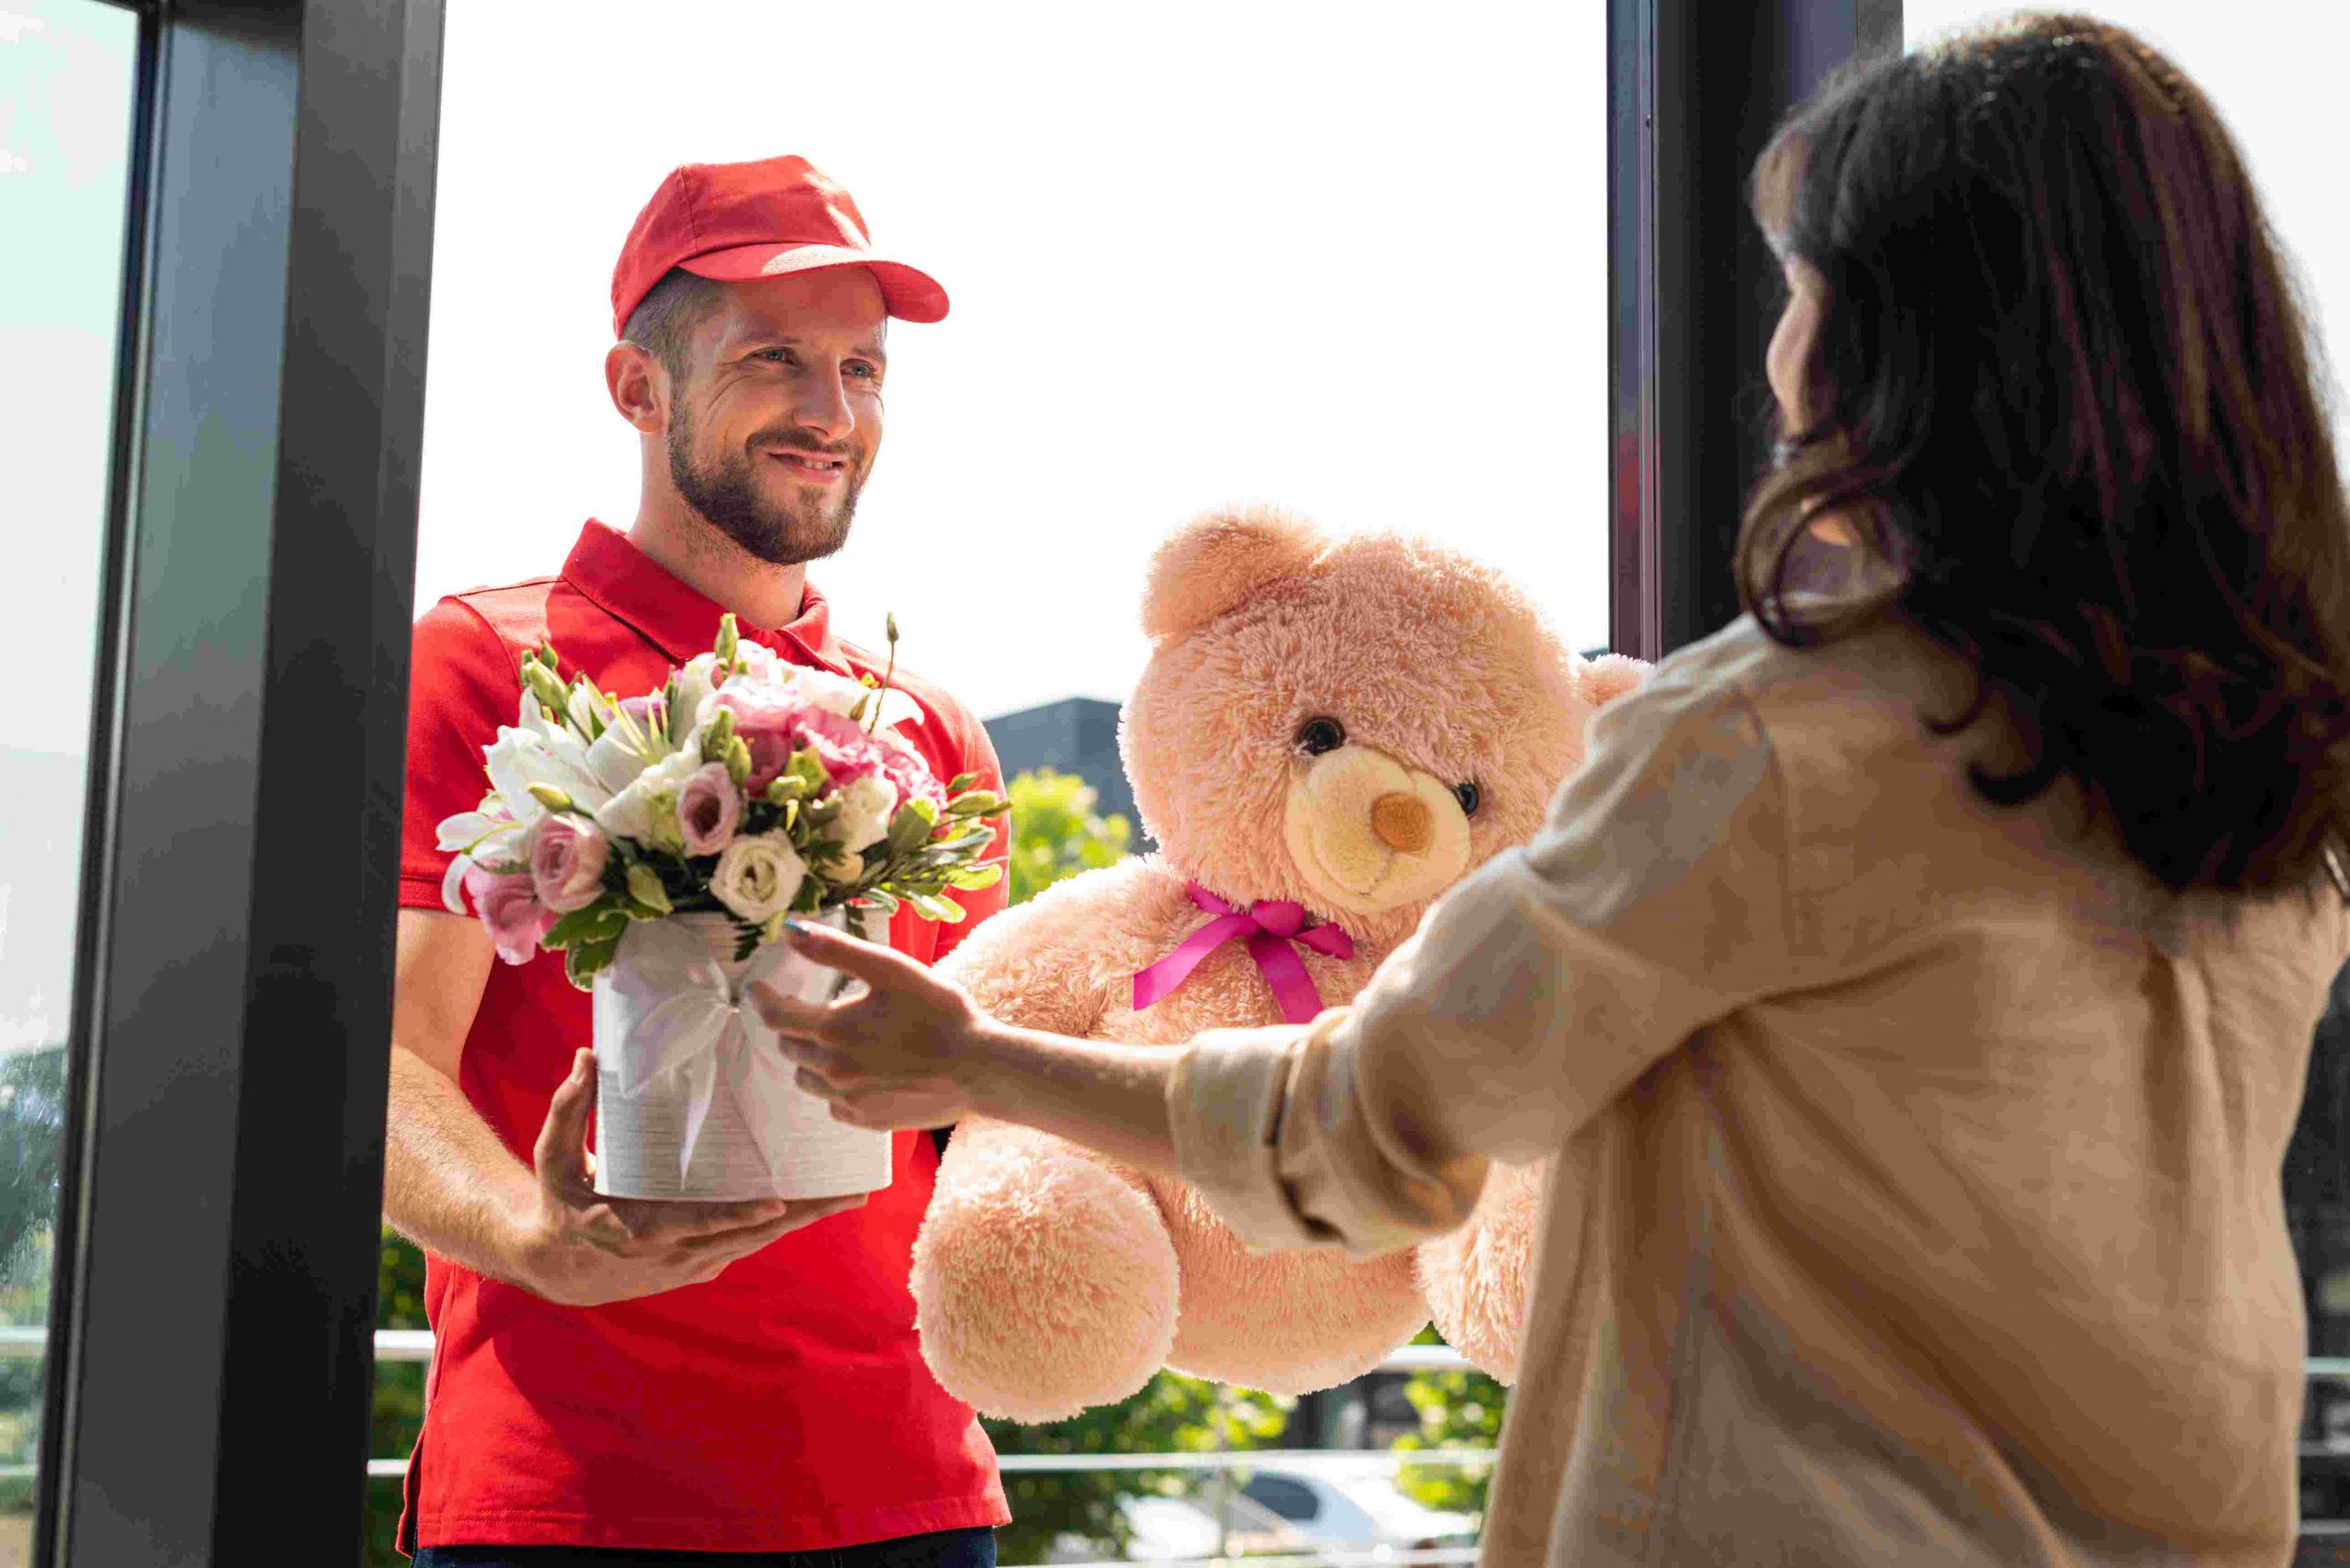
[
  {"left": 750, "top": 920, "right": 993, "bottom": 1132},
  {"left": 516, "top": 1047, "right": 866, "bottom": 1307}
]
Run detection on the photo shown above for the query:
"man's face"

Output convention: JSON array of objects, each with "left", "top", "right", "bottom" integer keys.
[{"left": 664, "top": 267, "right": 889, "bottom": 567}]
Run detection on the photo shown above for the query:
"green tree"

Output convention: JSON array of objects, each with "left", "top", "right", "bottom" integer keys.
[
  {"left": 1004, "top": 767, "right": 1131, "bottom": 905},
  {"left": 984, "top": 1375, "right": 1291, "bottom": 1564},
  {"left": 365, "top": 1233, "right": 428, "bottom": 1566},
  {"left": 0, "top": 1047, "right": 65, "bottom": 1520},
  {"left": 1394, "top": 1327, "right": 1505, "bottom": 1518}
]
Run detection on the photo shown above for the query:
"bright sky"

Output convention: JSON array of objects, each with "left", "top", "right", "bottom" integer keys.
[{"left": 411, "top": 2, "right": 1609, "bottom": 722}]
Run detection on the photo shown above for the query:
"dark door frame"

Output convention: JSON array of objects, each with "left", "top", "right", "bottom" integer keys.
[
  {"left": 42, "top": 1, "right": 443, "bottom": 1561},
  {"left": 1608, "top": 0, "right": 1901, "bottom": 660}
]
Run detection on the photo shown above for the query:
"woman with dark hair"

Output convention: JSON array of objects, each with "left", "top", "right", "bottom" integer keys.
[{"left": 745, "top": 15, "right": 2350, "bottom": 1564}]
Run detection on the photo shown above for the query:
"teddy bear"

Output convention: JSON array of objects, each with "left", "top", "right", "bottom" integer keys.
[{"left": 910, "top": 504, "right": 1645, "bottom": 1418}]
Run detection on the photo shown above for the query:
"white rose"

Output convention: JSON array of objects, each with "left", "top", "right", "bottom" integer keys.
[
  {"left": 834, "top": 772, "right": 901, "bottom": 853},
  {"left": 710, "top": 832, "right": 809, "bottom": 923},
  {"left": 590, "top": 747, "right": 702, "bottom": 853}
]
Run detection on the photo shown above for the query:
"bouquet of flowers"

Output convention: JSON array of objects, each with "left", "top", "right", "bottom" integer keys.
[{"left": 436, "top": 612, "right": 1003, "bottom": 1200}]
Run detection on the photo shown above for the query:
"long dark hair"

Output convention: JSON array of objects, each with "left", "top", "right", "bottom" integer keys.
[{"left": 1742, "top": 13, "right": 2350, "bottom": 894}]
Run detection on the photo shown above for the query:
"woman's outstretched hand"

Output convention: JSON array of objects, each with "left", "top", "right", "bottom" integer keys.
[{"left": 748, "top": 918, "right": 993, "bottom": 1132}]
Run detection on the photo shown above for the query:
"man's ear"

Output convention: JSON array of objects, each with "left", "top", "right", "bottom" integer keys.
[
  {"left": 1139, "top": 504, "right": 1327, "bottom": 643},
  {"left": 606, "top": 341, "right": 667, "bottom": 436}
]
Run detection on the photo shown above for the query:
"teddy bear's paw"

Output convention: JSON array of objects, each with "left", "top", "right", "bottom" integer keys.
[
  {"left": 1161, "top": 1240, "right": 1429, "bottom": 1395},
  {"left": 912, "top": 1143, "right": 1180, "bottom": 1422},
  {"left": 1153, "top": 1181, "right": 1429, "bottom": 1394},
  {"left": 1415, "top": 1159, "right": 1548, "bottom": 1386}
]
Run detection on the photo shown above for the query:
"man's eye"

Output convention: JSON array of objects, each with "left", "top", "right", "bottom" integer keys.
[{"left": 845, "top": 363, "right": 878, "bottom": 380}]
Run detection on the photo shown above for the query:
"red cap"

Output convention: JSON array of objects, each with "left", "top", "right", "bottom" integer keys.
[{"left": 610, "top": 154, "right": 948, "bottom": 338}]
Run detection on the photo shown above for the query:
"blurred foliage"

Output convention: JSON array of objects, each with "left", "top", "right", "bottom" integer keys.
[
  {"left": 984, "top": 1375, "right": 1290, "bottom": 1564},
  {"left": 366, "top": 1232, "right": 428, "bottom": 1566},
  {"left": 0, "top": 1047, "right": 65, "bottom": 1518},
  {"left": 1005, "top": 767, "right": 1131, "bottom": 905},
  {"left": 1395, "top": 1366, "right": 1505, "bottom": 1517}
]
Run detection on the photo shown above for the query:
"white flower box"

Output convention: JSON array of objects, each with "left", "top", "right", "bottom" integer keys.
[{"left": 591, "top": 907, "right": 892, "bottom": 1201}]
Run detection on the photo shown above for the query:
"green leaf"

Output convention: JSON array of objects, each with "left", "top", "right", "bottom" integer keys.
[
  {"left": 563, "top": 934, "right": 621, "bottom": 990},
  {"left": 886, "top": 803, "right": 934, "bottom": 856},
  {"left": 946, "top": 863, "right": 1005, "bottom": 890},
  {"left": 543, "top": 902, "right": 628, "bottom": 951},
  {"left": 947, "top": 771, "right": 980, "bottom": 794},
  {"left": 908, "top": 891, "right": 967, "bottom": 924}
]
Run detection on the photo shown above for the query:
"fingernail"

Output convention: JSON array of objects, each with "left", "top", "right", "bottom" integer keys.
[{"left": 782, "top": 918, "right": 813, "bottom": 942}]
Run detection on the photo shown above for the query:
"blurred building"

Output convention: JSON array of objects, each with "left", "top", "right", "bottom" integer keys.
[{"left": 984, "top": 698, "right": 1143, "bottom": 845}]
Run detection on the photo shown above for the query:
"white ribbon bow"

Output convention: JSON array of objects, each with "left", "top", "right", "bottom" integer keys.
[{"left": 603, "top": 917, "right": 805, "bottom": 1182}]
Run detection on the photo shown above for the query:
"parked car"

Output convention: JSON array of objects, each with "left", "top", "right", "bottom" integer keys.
[
  {"left": 1233, "top": 1459, "right": 1479, "bottom": 1560},
  {"left": 1044, "top": 1490, "right": 1309, "bottom": 1564}
]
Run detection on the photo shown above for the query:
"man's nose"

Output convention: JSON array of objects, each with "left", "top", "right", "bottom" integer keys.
[{"left": 792, "top": 370, "right": 856, "bottom": 442}]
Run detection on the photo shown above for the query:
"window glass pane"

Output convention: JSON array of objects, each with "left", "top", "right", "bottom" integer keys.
[
  {"left": 1242, "top": 1475, "right": 1322, "bottom": 1522},
  {"left": 0, "top": 0, "right": 140, "bottom": 1546},
  {"left": 402, "top": 7, "right": 1606, "bottom": 1560},
  {"left": 1904, "top": 0, "right": 2350, "bottom": 1535}
]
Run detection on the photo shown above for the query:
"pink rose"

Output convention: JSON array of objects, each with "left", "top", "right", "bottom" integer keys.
[
  {"left": 464, "top": 865, "right": 559, "bottom": 965},
  {"left": 712, "top": 689, "right": 885, "bottom": 791},
  {"left": 711, "top": 690, "right": 804, "bottom": 793},
  {"left": 677, "top": 763, "right": 742, "bottom": 857},
  {"left": 529, "top": 815, "right": 610, "bottom": 913},
  {"left": 876, "top": 734, "right": 946, "bottom": 812},
  {"left": 783, "top": 705, "right": 884, "bottom": 788}
]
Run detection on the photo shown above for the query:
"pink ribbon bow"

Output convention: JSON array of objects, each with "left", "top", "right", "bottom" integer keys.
[{"left": 1132, "top": 882, "right": 1356, "bottom": 1026}]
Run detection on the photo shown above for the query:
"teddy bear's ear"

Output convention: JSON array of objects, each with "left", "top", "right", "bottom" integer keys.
[
  {"left": 1575, "top": 652, "right": 1649, "bottom": 709},
  {"left": 1139, "top": 504, "right": 1328, "bottom": 642}
]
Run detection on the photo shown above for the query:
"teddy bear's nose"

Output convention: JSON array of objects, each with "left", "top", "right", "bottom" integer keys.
[{"left": 1371, "top": 792, "right": 1435, "bottom": 854}]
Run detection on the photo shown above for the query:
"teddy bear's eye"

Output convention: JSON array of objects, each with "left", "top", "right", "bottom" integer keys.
[
  {"left": 1453, "top": 781, "right": 1483, "bottom": 817},
  {"left": 1295, "top": 717, "right": 1347, "bottom": 756}
]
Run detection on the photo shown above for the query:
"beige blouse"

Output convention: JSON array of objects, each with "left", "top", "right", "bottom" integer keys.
[{"left": 1167, "top": 612, "right": 2350, "bottom": 1567}]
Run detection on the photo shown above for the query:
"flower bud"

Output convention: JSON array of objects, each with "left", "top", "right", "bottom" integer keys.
[
  {"left": 715, "top": 613, "right": 741, "bottom": 668},
  {"left": 527, "top": 782, "right": 573, "bottom": 812},
  {"left": 523, "top": 662, "right": 570, "bottom": 715},
  {"left": 701, "top": 707, "right": 737, "bottom": 764},
  {"left": 725, "top": 736, "right": 753, "bottom": 787},
  {"left": 625, "top": 862, "right": 674, "bottom": 915}
]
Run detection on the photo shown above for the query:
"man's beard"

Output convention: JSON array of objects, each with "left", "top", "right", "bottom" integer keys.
[{"left": 666, "top": 408, "right": 865, "bottom": 567}]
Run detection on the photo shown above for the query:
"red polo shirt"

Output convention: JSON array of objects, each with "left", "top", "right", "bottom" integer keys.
[{"left": 396, "top": 521, "right": 1012, "bottom": 1554}]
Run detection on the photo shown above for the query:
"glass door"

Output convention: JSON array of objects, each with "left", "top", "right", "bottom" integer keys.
[{"left": 0, "top": 4, "right": 140, "bottom": 1561}]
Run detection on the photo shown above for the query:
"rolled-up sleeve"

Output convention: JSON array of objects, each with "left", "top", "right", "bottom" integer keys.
[{"left": 1166, "top": 666, "right": 1803, "bottom": 1257}]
